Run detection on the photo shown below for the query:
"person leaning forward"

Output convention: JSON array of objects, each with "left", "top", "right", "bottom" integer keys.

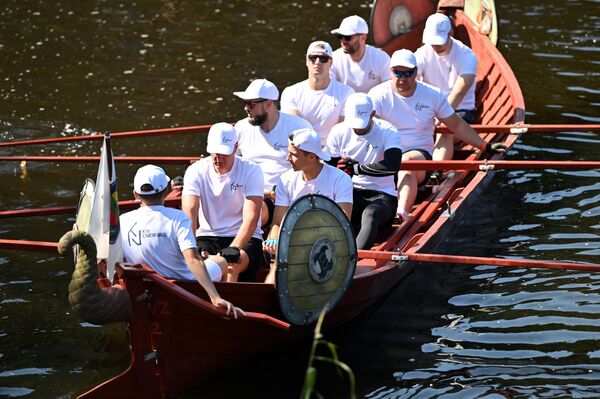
[
  {"left": 330, "top": 15, "right": 391, "bottom": 93},
  {"left": 415, "top": 13, "right": 479, "bottom": 161},
  {"left": 182, "top": 123, "right": 264, "bottom": 282},
  {"left": 368, "top": 49, "right": 505, "bottom": 221},
  {"left": 263, "top": 128, "right": 353, "bottom": 284},
  {"left": 120, "top": 164, "right": 244, "bottom": 318},
  {"left": 326, "top": 93, "right": 402, "bottom": 250},
  {"left": 233, "top": 78, "right": 312, "bottom": 229}
]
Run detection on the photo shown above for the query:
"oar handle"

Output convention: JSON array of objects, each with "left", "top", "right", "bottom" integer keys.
[{"left": 358, "top": 250, "right": 600, "bottom": 272}]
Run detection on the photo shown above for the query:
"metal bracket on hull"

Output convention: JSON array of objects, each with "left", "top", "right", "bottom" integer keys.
[
  {"left": 144, "top": 349, "right": 159, "bottom": 365},
  {"left": 391, "top": 255, "right": 408, "bottom": 262},
  {"left": 478, "top": 159, "right": 495, "bottom": 171},
  {"left": 510, "top": 126, "right": 528, "bottom": 134}
]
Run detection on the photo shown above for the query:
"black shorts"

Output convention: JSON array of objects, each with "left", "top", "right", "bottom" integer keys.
[
  {"left": 195, "top": 236, "right": 263, "bottom": 282},
  {"left": 455, "top": 109, "right": 477, "bottom": 124},
  {"left": 263, "top": 197, "right": 275, "bottom": 228}
]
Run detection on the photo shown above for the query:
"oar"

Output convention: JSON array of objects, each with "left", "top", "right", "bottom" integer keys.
[
  {"left": 1, "top": 156, "right": 598, "bottom": 171},
  {"left": 2, "top": 123, "right": 597, "bottom": 149},
  {"left": 0, "top": 155, "right": 200, "bottom": 164},
  {"left": 0, "top": 197, "right": 182, "bottom": 219},
  {"left": 437, "top": 123, "right": 600, "bottom": 134},
  {"left": 0, "top": 239, "right": 58, "bottom": 253},
  {"left": 0, "top": 124, "right": 212, "bottom": 148},
  {"left": 359, "top": 250, "right": 600, "bottom": 272},
  {"left": 400, "top": 160, "right": 600, "bottom": 171}
]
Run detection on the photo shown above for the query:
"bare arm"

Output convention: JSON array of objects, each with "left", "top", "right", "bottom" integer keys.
[
  {"left": 263, "top": 205, "right": 288, "bottom": 255},
  {"left": 439, "top": 113, "right": 486, "bottom": 150},
  {"left": 286, "top": 108, "right": 301, "bottom": 117},
  {"left": 338, "top": 202, "right": 352, "bottom": 220},
  {"left": 183, "top": 248, "right": 244, "bottom": 318},
  {"left": 181, "top": 194, "right": 200, "bottom": 233},
  {"left": 447, "top": 74, "right": 476, "bottom": 110},
  {"left": 230, "top": 195, "right": 262, "bottom": 249}
]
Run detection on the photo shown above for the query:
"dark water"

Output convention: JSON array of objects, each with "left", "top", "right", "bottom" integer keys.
[{"left": 0, "top": 0, "right": 598, "bottom": 398}]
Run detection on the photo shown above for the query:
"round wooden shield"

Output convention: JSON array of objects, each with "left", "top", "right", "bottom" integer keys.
[
  {"left": 275, "top": 194, "right": 356, "bottom": 326},
  {"left": 370, "top": 0, "right": 436, "bottom": 48}
]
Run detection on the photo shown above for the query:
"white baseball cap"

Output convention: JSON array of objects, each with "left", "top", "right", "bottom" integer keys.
[
  {"left": 206, "top": 122, "right": 237, "bottom": 155},
  {"left": 390, "top": 49, "right": 417, "bottom": 68},
  {"left": 134, "top": 164, "right": 170, "bottom": 195},
  {"left": 233, "top": 79, "right": 279, "bottom": 101},
  {"left": 344, "top": 93, "right": 374, "bottom": 129},
  {"left": 422, "top": 13, "right": 451, "bottom": 45},
  {"left": 289, "top": 128, "right": 331, "bottom": 161},
  {"left": 306, "top": 41, "right": 333, "bottom": 57},
  {"left": 331, "top": 15, "right": 369, "bottom": 36}
]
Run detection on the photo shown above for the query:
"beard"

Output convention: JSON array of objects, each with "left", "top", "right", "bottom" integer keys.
[
  {"left": 249, "top": 113, "right": 268, "bottom": 126},
  {"left": 342, "top": 43, "right": 359, "bottom": 55}
]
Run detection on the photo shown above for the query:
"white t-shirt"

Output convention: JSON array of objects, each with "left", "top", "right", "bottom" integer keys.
[
  {"left": 120, "top": 205, "right": 198, "bottom": 280},
  {"left": 280, "top": 79, "right": 354, "bottom": 145},
  {"left": 235, "top": 113, "right": 312, "bottom": 191},
  {"left": 368, "top": 81, "right": 455, "bottom": 154},
  {"left": 182, "top": 157, "right": 264, "bottom": 239},
  {"left": 415, "top": 37, "right": 478, "bottom": 110},
  {"left": 275, "top": 163, "right": 353, "bottom": 207},
  {"left": 326, "top": 118, "right": 401, "bottom": 196},
  {"left": 330, "top": 45, "right": 391, "bottom": 93}
]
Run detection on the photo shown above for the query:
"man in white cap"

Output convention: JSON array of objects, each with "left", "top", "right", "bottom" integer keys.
[
  {"left": 182, "top": 123, "right": 264, "bottom": 282},
  {"left": 281, "top": 40, "right": 355, "bottom": 145},
  {"left": 330, "top": 15, "right": 391, "bottom": 93},
  {"left": 120, "top": 164, "right": 244, "bottom": 318},
  {"left": 415, "top": 13, "right": 479, "bottom": 161},
  {"left": 326, "top": 93, "right": 402, "bottom": 249},
  {"left": 368, "top": 49, "right": 504, "bottom": 220},
  {"left": 233, "top": 78, "right": 312, "bottom": 228},
  {"left": 263, "top": 128, "right": 353, "bottom": 283}
]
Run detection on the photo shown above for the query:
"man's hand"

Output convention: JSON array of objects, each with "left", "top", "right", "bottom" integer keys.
[
  {"left": 337, "top": 158, "right": 359, "bottom": 177},
  {"left": 219, "top": 246, "right": 241, "bottom": 263},
  {"left": 213, "top": 298, "right": 245, "bottom": 319},
  {"left": 171, "top": 175, "right": 184, "bottom": 190},
  {"left": 262, "top": 239, "right": 278, "bottom": 255}
]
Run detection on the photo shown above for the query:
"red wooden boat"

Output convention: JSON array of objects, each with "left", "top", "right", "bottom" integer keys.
[{"left": 70, "top": 1, "right": 526, "bottom": 398}]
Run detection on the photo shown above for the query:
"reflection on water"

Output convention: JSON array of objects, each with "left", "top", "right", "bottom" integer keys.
[{"left": 0, "top": 0, "right": 599, "bottom": 397}]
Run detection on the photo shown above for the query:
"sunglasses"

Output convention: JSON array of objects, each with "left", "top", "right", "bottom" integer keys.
[
  {"left": 336, "top": 34, "right": 358, "bottom": 41},
  {"left": 392, "top": 68, "right": 416, "bottom": 78},
  {"left": 243, "top": 99, "right": 267, "bottom": 108},
  {"left": 308, "top": 55, "right": 331, "bottom": 63}
]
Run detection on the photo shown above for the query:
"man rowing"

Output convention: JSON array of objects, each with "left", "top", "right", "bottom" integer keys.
[
  {"left": 281, "top": 40, "right": 355, "bottom": 145},
  {"left": 326, "top": 93, "right": 402, "bottom": 249},
  {"left": 120, "top": 164, "right": 243, "bottom": 318},
  {"left": 368, "top": 49, "right": 505, "bottom": 221},
  {"left": 182, "top": 123, "right": 264, "bottom": 282},
  {"left": 415, "top": 13, "right": 478, "bottom": 161},
  {"left": 233, "top": 78, "right": 312, "bottom": 229},
  {"left": 330, "top": 15, "right": 391, "bottom": 93},
  {"left": 263, "top": 128, "right": 353, "bottom": 283}
]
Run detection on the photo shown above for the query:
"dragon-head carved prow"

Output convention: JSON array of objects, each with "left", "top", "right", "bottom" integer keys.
[{"left": 58, "top": 230, "right": 132, "bottom": 324}]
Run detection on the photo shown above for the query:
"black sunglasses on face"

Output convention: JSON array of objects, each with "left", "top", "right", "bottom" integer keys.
[
  {"left": 336, "top": 34, "right": 355, "bottom": 41},
  {"left": 392, "top": 68, "right": 416, "bottom": 78},
  {"left": 308, "top": 55, "right": 331, "bottom": 63},
  {"left": 243, "top": 99, "right": 267, "bottom": 108}
]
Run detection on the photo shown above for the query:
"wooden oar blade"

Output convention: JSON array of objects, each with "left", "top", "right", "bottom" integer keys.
[{"left": 359, "top": 250, "right": 600, "bottom": 272}]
